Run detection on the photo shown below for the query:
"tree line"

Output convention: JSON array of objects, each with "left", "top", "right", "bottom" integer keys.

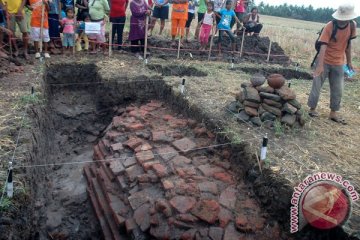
[{"left": 255, "top": 1, "right": 360, "bottom": 25}]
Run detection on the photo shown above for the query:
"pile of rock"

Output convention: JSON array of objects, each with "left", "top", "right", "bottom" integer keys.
[{"left": 231, "top": 73, "right": 305, "bottom": 128}]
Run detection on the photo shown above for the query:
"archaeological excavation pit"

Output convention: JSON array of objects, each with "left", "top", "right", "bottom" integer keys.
[{"left": 25, "top": 62, "right": 354, "bottom": 240}]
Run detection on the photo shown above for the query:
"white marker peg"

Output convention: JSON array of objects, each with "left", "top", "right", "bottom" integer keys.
[
  {"left": 7, "top": 162, "right": 13, "bottom": 198},
  {"left": 180, "top": 79, "right": 186, "bottom": 94},
  {"left": 260, "top": 134, "right": 268, "bottom": 161}
]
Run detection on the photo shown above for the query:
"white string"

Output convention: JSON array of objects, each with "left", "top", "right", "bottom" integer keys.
[
  {"left": 0, "top": 105, "right": 28, "bottom": 205},
  {"left": 12, "top": 139, "right": 259, "bottom": 169}
]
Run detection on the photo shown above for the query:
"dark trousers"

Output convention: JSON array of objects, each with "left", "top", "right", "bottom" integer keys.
[
  {"left": 110, "top": 16, "right": 126, "bottom": 50},
  {"left": 245, "top": 23, "right": 263, "bottom": 34},
  {"left": 218, "top": 30, "right": 235, "bottom": 43},
  {"left": 131, "top": 39, "right": 145, "bottom": 53}
]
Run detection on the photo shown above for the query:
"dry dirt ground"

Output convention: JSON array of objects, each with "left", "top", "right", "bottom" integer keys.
[{"left": 0, "top": 45, "right": 359, "bottom": 239}]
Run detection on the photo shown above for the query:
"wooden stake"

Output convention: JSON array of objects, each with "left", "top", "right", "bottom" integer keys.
[
  {"left": 144, "top": 15, "right": 149, "bottom": 60},
  {"left": 73, "top": 1, "right": 76, "bottom": 55},
  {"left": 177, "top": 33, "right": 181, "bottom": 59},
  {"left": 39, "top": 0, "right": 45, "bottom": 54},
  {"left": 239, "top": 28, "right": 245, "bottom": 58},
  {"left": 5, "top": 10, "right": 13, "bottom": 56},
  {"left": 266, "top": 41, "right": 272, "bottom": 62},
  {"left": 208, "top": 26, "right": 214, "bottom": 61},
  {"left": 109, "top": 22, "right": 113, "bottom": 57}
]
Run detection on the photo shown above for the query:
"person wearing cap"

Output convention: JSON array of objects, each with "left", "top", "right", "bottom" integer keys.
[{"left": 307, "top": 4, "right": 357, "bottom": 124}]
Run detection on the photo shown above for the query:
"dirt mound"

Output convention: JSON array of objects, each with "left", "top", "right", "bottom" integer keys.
[
  {"left": 147, "top": 64, "right": 208, "bottom": 77},
  {"left": 232, "top": 66, "right": 313, "bottom": 80},
  {"left": 148, "top": 35, "right": 290, "bottom": 65}
]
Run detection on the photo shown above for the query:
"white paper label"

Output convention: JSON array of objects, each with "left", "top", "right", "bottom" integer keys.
[
  {"left": 260, "top": 147, "right": 267, "bottom": 161},
  {"left": 85, "top": 22, "right": 101, "bottom": 34}
]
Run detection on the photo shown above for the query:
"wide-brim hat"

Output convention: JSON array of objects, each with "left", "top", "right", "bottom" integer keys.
[{"left": 332, "top": 4, "right": 359, "bottom": 21}]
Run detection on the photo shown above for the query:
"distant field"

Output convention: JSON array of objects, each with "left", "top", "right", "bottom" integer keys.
[{"left": 260, "top": 15, "right": 360, "bottom": 70}]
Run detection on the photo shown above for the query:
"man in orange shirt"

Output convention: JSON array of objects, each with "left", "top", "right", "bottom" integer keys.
[
  {"left": 29, "top": 0, "right": 51, "bottom": 58},
  {"left": 308, "top": 4, "right": 357, "bottom": 124},
  {"left": 171, "top": 0, "right": 188, "bottom": 47}
]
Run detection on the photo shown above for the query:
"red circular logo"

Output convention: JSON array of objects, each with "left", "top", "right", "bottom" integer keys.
[{"left": 301, "top": 181, "right": 351, "bottom": 230}]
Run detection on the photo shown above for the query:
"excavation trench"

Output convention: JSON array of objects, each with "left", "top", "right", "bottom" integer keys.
[{"left": 26, "top": 62, "right": 355, "bottom": 240}]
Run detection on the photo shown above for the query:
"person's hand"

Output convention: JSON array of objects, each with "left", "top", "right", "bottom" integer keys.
[
  {"left": 347, "top": 63, "right": 354, "bottom": 71},
  {"left": 313, "top": 64, "right": 324, "bottom": 78},
  {"left": 146, "top": 10, "right": 151, "bottom": 16},
  {"left": 0, "top": 26, "right": 13, "bottom": 36},
  {"left": 16, "top": 10, "right": 24, "bottom": 20}
]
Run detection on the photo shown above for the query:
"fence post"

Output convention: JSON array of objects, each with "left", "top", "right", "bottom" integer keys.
[
  {"left": 144, "top": 15, "right": 149, "bottom": 61},
  {"left": 266, "top": 41, "right": 272, "bottom": 62},
  {"left": 208, "top": 26, "right": 214, "bottom": 61},
  {"left": 177, "top": 36, "right": 181, "bottom": 59},
  {"left": 39, "top": 1, "right": 45, "bottom": 55},
  {"left": 109, "top": 22, "right": 113, "bottom": 57},
  {"left": 239, "top": 28, "right": 245, "bottom": 58}
]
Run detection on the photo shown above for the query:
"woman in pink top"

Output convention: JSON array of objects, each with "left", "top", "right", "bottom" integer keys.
[{"left": 61, "top": 7, "right": 75, "bottom": 54}]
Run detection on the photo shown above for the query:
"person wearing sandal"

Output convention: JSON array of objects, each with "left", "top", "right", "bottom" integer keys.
[{"left": 307, "top": 3, "right": 358, "bottom": 125}]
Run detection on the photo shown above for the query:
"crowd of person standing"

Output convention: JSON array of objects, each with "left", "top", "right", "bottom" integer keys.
[{"left": 0, "top": 0, "right": 263, "bottom": 59}]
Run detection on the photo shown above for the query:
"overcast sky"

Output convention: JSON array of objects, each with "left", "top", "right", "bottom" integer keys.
[{"left": 255, "top": 0, "right": 360, "bottom": 12}]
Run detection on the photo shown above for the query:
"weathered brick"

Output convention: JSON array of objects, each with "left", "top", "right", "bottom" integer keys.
[
  {"left": 123, "top": 157, "right": 137, "bottom": 168},
  {"left": 176, "top": 214, "right": 198, "bottom": 223},
  {"left": 193, "top": 127, "right": 207, "bottom": 137},
  {"left": 219, "top": 207, "right": 233, "bottom": 228},
  {"left": 109, "top": 160, "right": 125, "bottom": 176},
  {"left": 168, "top": 118, "right": 188, "bottom": 128},
  {"left": 157, "top": 146, "right": 179, "bottom": 161},
  {"left": 223, "top": 223, "right": 242, "bottom": 240},
  {"left": 172, "top": 137, "right": 196, "bottom": 153},
  {"left": 128, "top": 190, "right": 150, "bottom": 210},
  {"left": 140, "top": 160, "right": 159, "bottom": 171},
  {"left": 192, "top": 156, "right": 209, "bottom": 166},
  {"left": 172, "top": 155, "right": 192, "bottom": 166},
  {"left": 213, "top": 172, "right": 234, "bottom": 184},
  {"left": 198, "top": 164, "right": 224, "bottom": 177},
  {"left": 150, "top": 221, "right": 170, "bottom": 239},
  {"left": 191, "top": 200, "right": 220, "bottom": 224},
  {"left": 135, "top": 150, "right": 155, "bottom": 164},
  {"left": 127, "top": 123, "right": 145, "bottom": 131},
  {"left": 169, "top": 196, "right": 196, "bottom": 214},
  {"left": 105, "top": 131, "right": 122, "bottom": 141},
  {"left": 198, "top": 181, "right": 218, "bottom": 195},
  {"left": 219, "top": 186, "right": 237, "bottom": 210},
  {"left": 126, "top": 165, "right": 144, "bottom": 182},
  {"left": 162, "top": 179, "right": 174, "bottom": 190},
  {"left": 152, "top": 163, "right": 168, "bottom": 178},
  {"left": 125, "top": 218, "right": 137, "bottom": 233},
  {"left": 163, "top": 115, "right": 173, "bottom": 121},
  {"left": 134, "top": 203, "right": 151, "bottom": 231},
  {"left": 152, "top": 130, "right": 173, "bottom": 143},
  {"left": 180, "top": 229, "right": 197, "bottom": 240},
  {"left": 176, "top": 166, "right": 197, "bottom": 177},
  {"left": 123, "top": 137, "right": 143, "bottom": 150},
  {"left": 110, "top": 142, "right": 124, "bottom": 153},
  {"left": 113, "top": 116, "right": 124, "bottom": 127},
  {"left": 134, "top": 143, "right": 153, "bottom": 153},
  {"left": 155, "top": 199, "right": 172, "bottom": 217}
]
